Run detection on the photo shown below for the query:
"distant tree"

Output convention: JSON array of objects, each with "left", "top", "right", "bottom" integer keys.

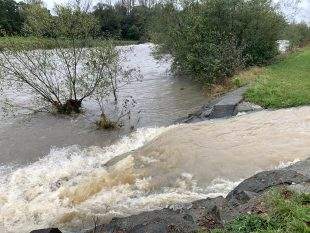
[
  {"left": 0, "top": 0, "right": 24, "bottom": 36},
  {"left": 93, "top": 3, "right": 122, "bottom": 37},
  {"left": 22, "top": 1, "right": 54, "bottom": 37},
  {"left": 127, "top": 5, "right": 150, "bottom": 41},
  {"left": 93, "top": 1, "right": 151, "bottom": 41},
  {"left": 281, "top": 22, "right": 310, "bottom": 47}
]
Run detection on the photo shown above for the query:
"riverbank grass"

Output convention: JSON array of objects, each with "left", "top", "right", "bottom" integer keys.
[
  {"left": 211, "top": 188, "right": 310, "bottom": 233},
  {"left": 234, "top": 46, "right": 310, "bottom": 108}
]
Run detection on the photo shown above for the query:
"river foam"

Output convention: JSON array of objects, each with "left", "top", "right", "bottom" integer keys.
[
  {"left": 0, "top": 125, "right": 239, "bottom": 233},
  {"left": 0, "top": 127, "right": 165, "bottom": 232}
]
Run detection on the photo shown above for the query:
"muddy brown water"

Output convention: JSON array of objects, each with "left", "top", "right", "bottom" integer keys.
[
  {"left": 1, "top": 107, "right": 310, "bottom": 233},
  {"left": 0, "top": 44, "right": 209, "bottom": 165}
]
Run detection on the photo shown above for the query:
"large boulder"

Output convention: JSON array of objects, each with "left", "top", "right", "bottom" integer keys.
[{"left": 94, "top": 197, "right": 230, "bottom": 233}]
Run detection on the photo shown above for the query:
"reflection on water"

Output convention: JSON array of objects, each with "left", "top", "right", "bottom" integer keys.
[
  {"left": 0, "top": 44, "right": 209, "bottom": 165},
  {"left": 0, "top": 107, "right": 309, "bottom": 233}
]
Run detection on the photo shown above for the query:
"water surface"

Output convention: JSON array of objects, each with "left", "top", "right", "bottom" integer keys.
[
  {"left": 0, "top": 44, "right": 208, "bottom": 165},
  {"left": 1, "top": 107, "right": 309, "bottom": 233}
]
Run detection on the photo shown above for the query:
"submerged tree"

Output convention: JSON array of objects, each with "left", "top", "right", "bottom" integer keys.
[
  {"left": 0, "top": 0, "right": 139, "bottom": 116},
  {"left": 92, "top": 44, "right": 142, "bottom": 129}
]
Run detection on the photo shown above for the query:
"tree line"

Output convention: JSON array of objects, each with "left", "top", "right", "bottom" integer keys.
[
  {"left": 1, "top": 0, "right": 309, "bottom": 46},
  {"left": 0, "top": 0, "right": 309, "bottom": 130},
  {"left": 0, "top": 0, "right": 158, "bottom": 42}
]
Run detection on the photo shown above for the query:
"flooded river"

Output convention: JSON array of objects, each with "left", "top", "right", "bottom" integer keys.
[
  {"left": 0, "top": 44, "right": 309, "bottom": 233},
  {"left": 0, "top": 44, "right": 209, "bottom": 165}
]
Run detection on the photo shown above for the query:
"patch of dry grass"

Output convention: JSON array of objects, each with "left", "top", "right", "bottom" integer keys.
[
  {"left": 232, "top": 67, "right": 265, "bottom": 87},
  {"left": 203, "top": 67, "right": 264, "bottom": 99}
]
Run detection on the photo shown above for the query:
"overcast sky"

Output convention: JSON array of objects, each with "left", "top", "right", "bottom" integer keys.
[
  {"left": 298, "top": 1, "right": 310, "bottom": 23},
  {"left": 16, "top": 0, "right": 310, "bottom": 23}
]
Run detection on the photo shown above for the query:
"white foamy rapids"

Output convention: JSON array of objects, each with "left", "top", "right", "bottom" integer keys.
[
  {"left": 0, "top": 126, "right": 238, "bottom": 233},
  {"left": 0, "top": 127, "right": 166, "bottom": 232}
]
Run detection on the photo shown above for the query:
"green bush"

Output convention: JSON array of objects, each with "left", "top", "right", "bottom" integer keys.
[
  {"left": 225, "top": 214, "right": 269, "bottom": 232},
  {"left": 151, "top": 0, "right": 285, "bottom": 84}
]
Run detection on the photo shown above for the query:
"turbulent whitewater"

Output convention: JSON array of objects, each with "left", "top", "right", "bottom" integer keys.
[{"left": 1, "top": 106, "right": 310, "bottom": 233}]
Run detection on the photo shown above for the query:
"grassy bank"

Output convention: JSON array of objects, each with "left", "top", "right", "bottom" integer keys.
[
  {"left": 233, "top": 46, "right": 310, "bottom": 109},
  {"left": 210, "top": 188, "right": 310, "bottom": 233},
  {"left": 0, "top": 36, "right": 138, "bottom": 50}
]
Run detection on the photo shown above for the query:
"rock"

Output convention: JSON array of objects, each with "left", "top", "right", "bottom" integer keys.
[
  {"left": 228, "top": 190, "right": 258, "bottom": 205},
  {"left": 30, "top": 229, "right": 62, "bottom": 233},
  {"left": 199, "top": 107, "right": 213, "bottom": 118},
  {"left": 234, "top": 101, "right": 263, "bottom": 114},
  {"left": 209, "top": 104, "right": 236, "bottom": 118},
  {"left": 97, "top": 197, "right": 231, "bottom": 233},
  {"left": 178, "top": 86, "right": 251, "bottom": 123},
  {"left": 103, "top": 208, "right": 197, "bottom": 233},
  {"left": 287, "top": 183, "right": 310, "bottom": 194},
  {"left": 226, "top": 169, "right": 310, "bottom": 206},
  {"left": 232, "top": 193, "right": 267, "bottom": 217},
  {"left": 189, "top": 197, "right": 236, "bottom": 228},
  {"left": 209, "top": 86, "right": 248, "bottom": 119},
  {"left": 285, "top": 157, "right": 310, "bottom": 178}
]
